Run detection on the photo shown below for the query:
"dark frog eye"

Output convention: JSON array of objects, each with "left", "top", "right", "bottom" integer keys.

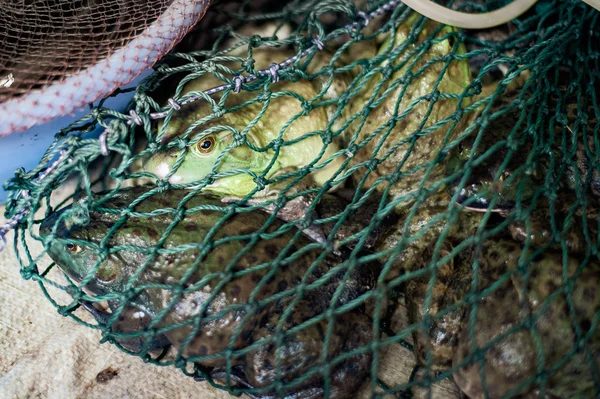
[
  {"left": 66, "top": 243, "right": 81, "bottom": 253},
  {"left": 196, "top": 136, "right": 215, "bottom": 154}
]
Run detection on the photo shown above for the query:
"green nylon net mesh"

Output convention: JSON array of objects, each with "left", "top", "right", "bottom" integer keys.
[{"left": 4, "top": 0, "right": 600, "bottom": 398}]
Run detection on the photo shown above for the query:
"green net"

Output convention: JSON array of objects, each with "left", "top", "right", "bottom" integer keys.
[{"left": 4, "top": 0, "right": 600, "bottom": 398}]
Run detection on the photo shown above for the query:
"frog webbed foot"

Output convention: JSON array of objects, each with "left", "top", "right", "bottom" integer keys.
[
  {"left": 207, "top": 369, "right": 266, "bottom": 399},
  {"left": 222, "top": 194, "right": 335, "bottom": 252},
  {"left": 79, "top": 300, "right": 170, "bottom": 354}
]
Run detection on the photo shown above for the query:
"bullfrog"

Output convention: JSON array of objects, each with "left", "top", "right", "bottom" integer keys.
[
  {"left": 39, "top": 185, "right": 381, "bottom": 398},
  {"left": 143, "top": 44, "right": 350, "bottom": 197},
  {"left": 344, "top": 13, "right": 473, "bottom": 210},
  {"left": 396, "top": 214, "right": 600, "bottom": 399},
  {"left": 143, "top": 40, "right": 355, "bottom": 244},
  {"left": 377, "top": 179, "right": 600, "bottom": 379},
  {"left": 452, "top": 239, "right": 600, "bottom": 399}
]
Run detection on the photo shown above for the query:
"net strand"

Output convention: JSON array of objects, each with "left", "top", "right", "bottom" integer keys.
[{"left": 4, "top": 1, "right": 600, "bottom": 398}]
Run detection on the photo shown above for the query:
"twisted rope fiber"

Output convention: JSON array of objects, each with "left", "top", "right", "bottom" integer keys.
[{"left": 3, "top": 0, "right": 600, "bottom": 398}]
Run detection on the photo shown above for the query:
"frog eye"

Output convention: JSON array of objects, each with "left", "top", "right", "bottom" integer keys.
[
  {"left": 66, "top": 243, "right": 81, "bottom": 253},
  {"left": 196, "top": 136, "right": 215, "bottom": 154}
]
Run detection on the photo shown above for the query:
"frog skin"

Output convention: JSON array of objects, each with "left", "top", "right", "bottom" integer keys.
[
  {"left": 554, "top": 89, "right": 600, "bottom": 201},
  {"left": 374, "top": 191, "right": 491, "bottom": 278},
  {"left": 77, "top": 300, "right": 171, "bottom": 354},
  {"left": 507, "top": 196, "right": 600, "bottom": 255},
  {"left": 373, "top": 192, "right": 506, "bottom": 371},
  {"left": 39, "top": 185, "right": 381, "bottom": 398},
  {"left": 344, "top": 14, "right": 472, "bottom": 211},
  {"left": 452, "top": 239, "right": 600, "bottom": 399},
  {"left": 401, "top": 230, "right": 600, "bottom": 399},
  {"left": 375, "top": 183, "right": 600, "bottom": 382},
  {"left": 313, "top": 188, "right": 399, "bottom": 252},
  {"left": 444, "top": 88, "right": 546, "bottom": 214}
]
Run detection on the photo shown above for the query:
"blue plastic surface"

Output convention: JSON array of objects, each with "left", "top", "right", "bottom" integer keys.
[{"left": 0, "top": 69, "right": 153, "bottom": 205}]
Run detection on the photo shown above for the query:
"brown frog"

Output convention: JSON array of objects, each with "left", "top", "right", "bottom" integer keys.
[{"left": 39, "top": 185, "right": 384, "bottom": 398}]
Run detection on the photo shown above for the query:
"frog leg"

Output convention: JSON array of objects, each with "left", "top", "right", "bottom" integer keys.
[{"left": 221, "top": 170, "right": 336, "bottom": 253}]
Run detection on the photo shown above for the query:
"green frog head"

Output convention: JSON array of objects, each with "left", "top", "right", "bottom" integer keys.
[
  {"left": 146, "top": 126, "right": 277, "bottom": 196},
  {"left": 143, "top": 46, "right": 350, "bottom": 197}
]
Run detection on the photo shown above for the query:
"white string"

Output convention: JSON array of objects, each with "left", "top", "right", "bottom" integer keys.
[{"left": 401, "top": 0, "right": 538, "bottom": 29}]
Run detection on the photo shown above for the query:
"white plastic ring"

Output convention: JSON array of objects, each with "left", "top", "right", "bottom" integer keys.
[{"left": 401, "top": 0, "right": 539, "bottom": 29}]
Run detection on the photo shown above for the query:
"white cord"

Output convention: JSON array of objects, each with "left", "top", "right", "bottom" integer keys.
[{"left": 401, "top": 0, "right": 539, "bottom": 29}]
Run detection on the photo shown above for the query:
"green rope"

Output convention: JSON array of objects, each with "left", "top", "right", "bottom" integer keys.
[{"left": 4, "top": 0, "right": 600, "bottom": 398}]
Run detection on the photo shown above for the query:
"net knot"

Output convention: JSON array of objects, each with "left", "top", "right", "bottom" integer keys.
[
  {"left": 256, "top": 91, "right": 272, "bottom": 103},
  {"left": 555, "top": 112, "right": 568, "bottom": 125},
  {"left": 389, "top": 171, "right": 402, "bottom": 184},
  {"left": 156, "top": 179, "right": 170, "bottom": 193},
  {"left": 366, "top": 158, "right": 379, "bottom": 172},
  {"left": 577, "top": 111, "right": 589, "bottom": 126},
  {"left": 147, "top": 141, "right": 159, "bottom": 154},
  {"left": 249, "top": 35, "right": 263, "bottom": 49},
  {"left": 89, "top": 107, "right": 103, "bottom": 121},
  {"left": 211, "top": 105, "right": 226, "bottom": 118},
  {"left": 175, "top": 138, "right": 188, "bottom": 150},
  {"left": 268, "top": 63, "right": 281, "bottom": 83},
  {"left": 338, "top": 92, "right": 350, "bottom": 106},
  {"left": 400, "top": 72, "right": 414, "bottom": 85},
  {"left": 296, "top": 217, "right": 313, "bottom": 230},
  {"left": 272, "top": 138, "right": 284, "bottom": 151},
  {"left": 452, "top": 108, "right": 464, "bottom": 122},
  {"left": 465, "top": 81, "right": 482, "bottom": 97},
  {"left": 233, "top": 75, "right": 246, "bottom": 94},
  {"left": 174, "top": 208, "right": 186, "bottom": 223},
  {"left": 70, "top": 200, "right": 91, "bottom": 227},
  {"left": 381, "top": 64, "right": 394, "bottom": 80},
  {"left": 427, "top": 90, "right": 441, "bottom": 103},
  {"left": 202, "top": 60, "right": 217, "bottom": 74},
  {"left": 320, "top": 131, "right": 333, "bottom": 146},
  {"left": 345, "top": 145, "right": 357, "bottom": 158},
  {"left": 167, "top": 98, "right": 181, "bottom": 111},
  {"left": 232, "top": 132, "right": 245, "bottom": 147},
  {"left": 253, "top": 176, "right": 268, "bottom": 191},
  {"left": 275, "top": 196, "right": 288, "bottom": 210},
  {"left": 20, "top": 267, "right": 36, "bottom": 280},
  {"left": 128, "top": 110, "right": 143, "bottom": 126},
  {"left": 242, "top": 58, "right": 256, "bottom": 71},
  {"left": 301, "top": 101, "right": 313, "bottom": 114}
]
